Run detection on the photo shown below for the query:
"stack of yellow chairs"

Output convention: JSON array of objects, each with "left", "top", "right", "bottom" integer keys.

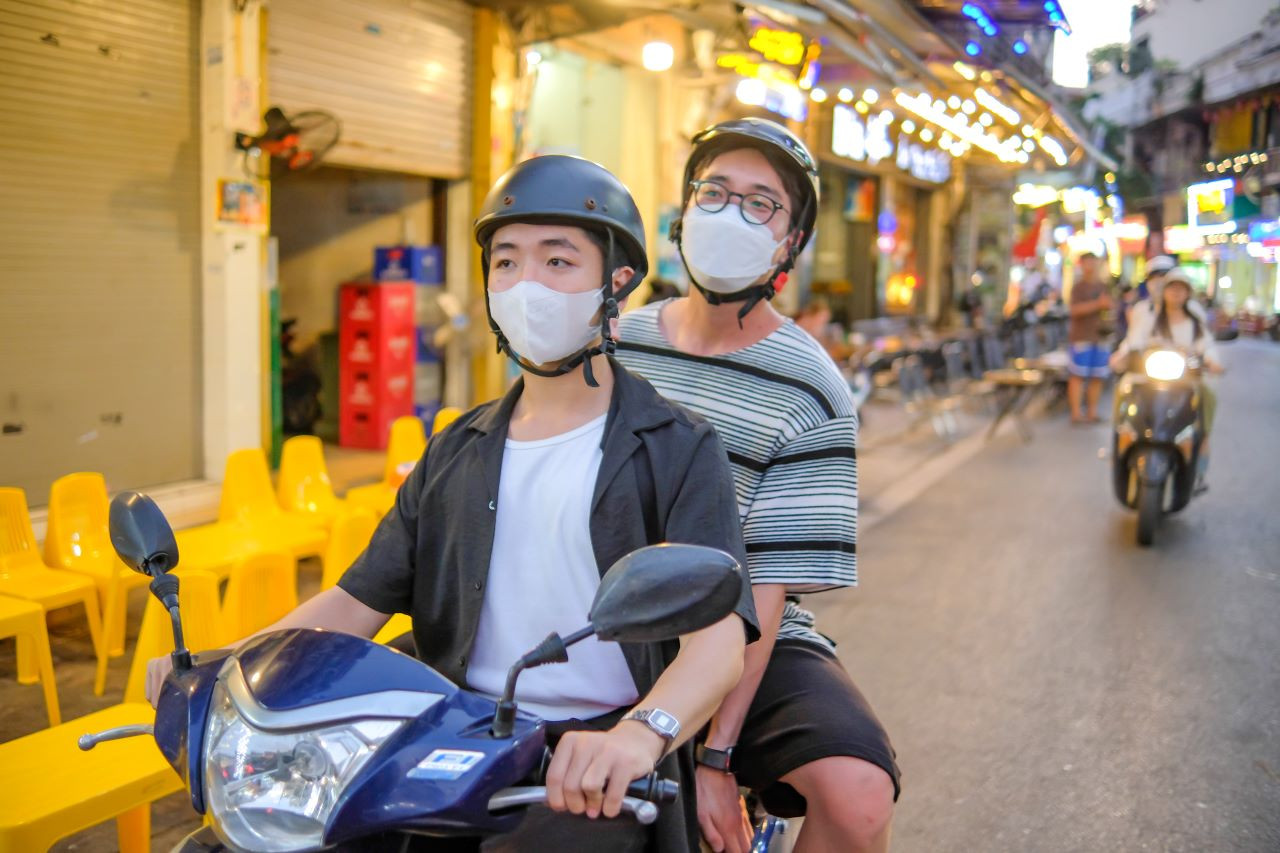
[
  {"left": 43, "top": 472, "right": 152, "bottom": 695},
  {"left": 221, "top": 550, "right": 298, "bottom": 639},
  {"left": 0, "top": 487, "right": 106, "bottom": 689},
  {"left": 0, "top": 569, "right": 222, "bottom": 853},
  {"left": 318, "top": 508, "right": 412, "bottom": 644},
  {"left": 321, "top": 508, "right": 379, "bottom": 590},
  {"left": 346, "top": 408, "right": 460, "bottom": 518},
  {"left": 175, "top": 448, "right": 329, "bottom": 579},
  {"left": 276, "top": 435, "right": 347, "bottom": 530}
]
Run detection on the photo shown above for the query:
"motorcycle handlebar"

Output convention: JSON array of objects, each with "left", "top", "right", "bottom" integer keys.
[
  {"left": 487, "top": 786, "right": 661, "bottom": 825},
  {"left": 532, "top": 747, "right": 678, "bottom": 804}
]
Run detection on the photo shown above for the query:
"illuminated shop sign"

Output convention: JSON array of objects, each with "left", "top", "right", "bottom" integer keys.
[
  {"left": 1247, "top": 218, "right": 1280, "bottom": 245},
  {"left": 832, "top": 105, "right": 950, "bottom": 183},
  {"left": 749, "top": 28, "right": 807, "bottom": 66},
  {"left": 896, "top": 138, "right": 951, "bottom": 183},
  {"left": 1186, "top": 179, "right": 1236, "bottom": 234}
]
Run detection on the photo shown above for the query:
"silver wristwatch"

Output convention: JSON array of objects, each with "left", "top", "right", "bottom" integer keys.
[{"left": 622, "top": 708, "right": 681, "bottom": 742}]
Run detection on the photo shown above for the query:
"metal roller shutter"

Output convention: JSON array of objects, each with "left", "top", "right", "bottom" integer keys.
[
  {"left": 267, "top": 0, "right": 471, "bottom": 178},
  {"left": 0, "top": 0, "right": 201, "bottom": 497}
]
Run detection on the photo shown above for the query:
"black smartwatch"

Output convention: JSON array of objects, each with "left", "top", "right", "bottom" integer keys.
[{"left": 695, "top": 743, "right": 736, "bottom": 773}]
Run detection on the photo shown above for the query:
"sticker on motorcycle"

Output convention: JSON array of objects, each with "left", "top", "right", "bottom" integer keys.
[{"left": 409, "top": 749, "right": 486, "bottom": 780}]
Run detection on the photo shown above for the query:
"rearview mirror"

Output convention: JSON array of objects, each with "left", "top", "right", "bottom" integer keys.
[
  {"left": 109, "top": 491, "right": 179, "bottom": 577},
  {"left": 589, "top": 544, "right": 744, "bottom": 643}
]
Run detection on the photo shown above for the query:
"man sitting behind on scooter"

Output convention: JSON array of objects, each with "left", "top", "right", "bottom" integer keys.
[{"left": 147, "top": 155, "right": 759, "bottom": 853}]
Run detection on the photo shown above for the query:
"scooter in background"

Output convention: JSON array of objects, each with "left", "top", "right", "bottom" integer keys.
[{"left": 1111, "top": 347, "right": 1206, "bottom": 546}]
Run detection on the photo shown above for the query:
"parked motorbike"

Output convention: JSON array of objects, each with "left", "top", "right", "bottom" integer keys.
[
  {"left": 1111, "top": 347, "right": 1206, "bottom": 546},
  {"left": 83, "top": 491, "right": 747, "bottom": 851}
]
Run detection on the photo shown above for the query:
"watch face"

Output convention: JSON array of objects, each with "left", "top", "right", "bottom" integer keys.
[{"left": 649, "top": 710, "right": 679, "bottom": 736}]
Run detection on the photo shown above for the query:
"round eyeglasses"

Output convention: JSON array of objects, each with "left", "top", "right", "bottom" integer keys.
[{"left": 689, "top": 180, "right": 788, "bottom": 226}]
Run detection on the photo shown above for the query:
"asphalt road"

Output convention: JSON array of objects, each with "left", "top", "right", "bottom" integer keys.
[{"left": 811, "top": 337, "right": 1280, "bottom": 852}]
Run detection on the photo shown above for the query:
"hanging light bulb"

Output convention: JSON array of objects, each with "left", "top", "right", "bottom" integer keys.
[
  {"left": 863, "top": 88, "right": 880, "bottom": 103},
  {"left": 642, "top": 41, "right": 674, "bottom": 72},
  {"left": 901, "top": 119, "right": 916, "bottom": 134},
  {"left": 838, "top": 87, "right": 854, "bottom": 103},
  {"left": 920, "top": 128, "right": 935, "bottom": 143}
]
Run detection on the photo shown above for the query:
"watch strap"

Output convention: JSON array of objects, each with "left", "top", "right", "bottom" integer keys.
[
  {"left": 695, "top": 743, "right": 736, "bottom": 773},
  {"left": 623, "top": 708, "right": 680, "bottom": 741}
]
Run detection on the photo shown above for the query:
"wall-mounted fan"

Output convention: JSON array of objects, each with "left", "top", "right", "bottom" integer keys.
[{"left": 236, "top": 107, "right": 341, "bottom": 178}]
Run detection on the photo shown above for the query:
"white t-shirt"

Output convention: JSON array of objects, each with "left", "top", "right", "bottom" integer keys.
[
  {"left": 1116, "top": 307, "right": 1218, "bottom": 364},
  {"left": 465, "top": 412, "right": 639, "bottom": 721}
]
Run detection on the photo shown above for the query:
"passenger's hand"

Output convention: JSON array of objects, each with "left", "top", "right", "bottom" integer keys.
[
  {"left": 1109, "top": 352, "right": 1127, "bottom": 374},
  {"left": 145, "top": 655, "right": 173, "bottom": 708},
  {"left": 545, "top": 721, "right": 665, "bottom": 819},
  {"left": 695, "top": 765, "right": 753, "bottom": 853}
]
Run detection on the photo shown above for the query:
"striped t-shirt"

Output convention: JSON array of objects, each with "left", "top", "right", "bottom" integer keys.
[{"left": 616, "top": 301, "right": 858, "bottom": 650}]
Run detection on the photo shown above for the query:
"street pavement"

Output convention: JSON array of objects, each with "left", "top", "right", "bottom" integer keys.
[{"left": 811, "top": 337, "right": 1280, "bottom": 852}]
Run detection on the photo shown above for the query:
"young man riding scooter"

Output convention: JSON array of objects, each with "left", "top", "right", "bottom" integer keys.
[
  {"left": 148, "top": 154, "right": 758, "bottom": 852},
  {"left": 616, "top": 118, "right": 899, "bottom": 853}
]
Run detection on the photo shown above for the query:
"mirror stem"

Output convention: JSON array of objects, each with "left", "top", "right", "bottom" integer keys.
[
  {"left": 491, "top": 626, "right": 594, "bottom": 738},
  {"left": 150, "top": 574, "right": 192, "bottom": 673}
]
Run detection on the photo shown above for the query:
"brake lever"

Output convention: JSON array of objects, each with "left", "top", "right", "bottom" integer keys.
[{"left": 78, "top": 724, "right": 154, "bottom": 751}]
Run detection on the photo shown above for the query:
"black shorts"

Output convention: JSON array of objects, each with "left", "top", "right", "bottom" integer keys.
[{"left": 733, "top": 639, "right": 901, "bottom": 818}]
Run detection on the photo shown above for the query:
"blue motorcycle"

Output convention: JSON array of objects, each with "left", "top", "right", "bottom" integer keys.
[{"left": 82, "top": 492, "right": 759, "bottom": 852}]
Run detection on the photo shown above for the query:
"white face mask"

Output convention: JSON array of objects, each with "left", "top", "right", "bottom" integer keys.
[
  {"left": 681, "top": 206, "right": 786, "bottom": 294},
  {"left": 489, "top": 280, "right": 603, "bottom": 366}
]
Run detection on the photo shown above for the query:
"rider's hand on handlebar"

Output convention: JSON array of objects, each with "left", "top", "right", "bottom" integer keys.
[
  {"left": 695, "top": 764, "right": 753, "bottom": 853},
  {"left": 545, "top": 721, "right": 666, "bottom": 820},
  {"left": 145, "top": 655, "right": 173, "bottom": 708}
]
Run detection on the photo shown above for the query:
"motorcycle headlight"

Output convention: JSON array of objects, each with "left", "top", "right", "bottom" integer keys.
[
  {"left": 204, "top": 679, "right": 407, "bottom": 852},
  {"left": 1144, "top": 350, "right": 1186, "bottom": 381}
]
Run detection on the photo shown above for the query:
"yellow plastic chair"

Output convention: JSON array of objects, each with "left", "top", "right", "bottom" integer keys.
[
  {"left": 346, "top": 409, "right": 460, "bottom": 517},
  {"left": 0, "top": 570, "right": 222, "bottom": 853},
  {"left": 221, "top": 551, "right": 298, "bottom": 639},
  {"left": 432, "top": 406, "right": 462, "bottom": 435},
  {"left": 0, "top": 487, "right": 105, "bottom": 690},
  {"left": 373, "top": 612, "right": 414, "bottom": 646},
  {"left": 277, "top": 435, "right": 348, "bottom": 529},
  {"left": 175, "top": 447, "right": 329, "bottom": 579},
  {"left": 321, "top": 508, "right": 379, "bottom": 589},
  {"left": 0, "top": 594, "right": 60, "bottom": 727},
  {"left": 44, "top": 472, "right": 151, "bottom": 694}
]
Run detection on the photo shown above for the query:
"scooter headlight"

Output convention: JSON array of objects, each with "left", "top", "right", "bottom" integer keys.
[
  {"left": 1144, "top": 350, "right": 1186, "bottom": 381},
  {"left": 203, "top": 680, "right": 405, "bottom": 852}
]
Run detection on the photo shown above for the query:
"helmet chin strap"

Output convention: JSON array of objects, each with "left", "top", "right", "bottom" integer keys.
[{"left": 482, "top": 231, "right": 629, "bottom": 388}]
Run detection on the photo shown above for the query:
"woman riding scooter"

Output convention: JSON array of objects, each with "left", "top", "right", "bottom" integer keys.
[{"left": 1110, "top": 266, "right": 1224, "bottom": 489}]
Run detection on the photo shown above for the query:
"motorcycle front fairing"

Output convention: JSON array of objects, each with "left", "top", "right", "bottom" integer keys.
[
  {"left": 1112, "top": 374, "right": 1202, "bottom": 509},
  {"left": 155, "top": 629, "right": 546, "bottom": 850},
  {"left": 155, "top": 648, "right": 235, "bottom": 813}
]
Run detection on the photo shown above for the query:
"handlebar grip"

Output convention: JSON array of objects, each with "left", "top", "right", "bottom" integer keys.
[
  {"left": 626, "top": 773, "right": 679, "bottom": 804},
  {"left": 535, "top": 749, "right": 678, "bottom": 804}
]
